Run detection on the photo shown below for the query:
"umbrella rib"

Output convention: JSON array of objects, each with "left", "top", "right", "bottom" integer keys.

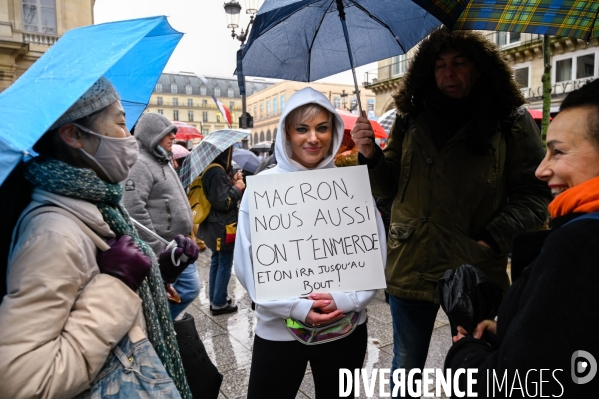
[
  {"left": 307, "top": 1, "right": 333, "bottom": 82},
  {"left": 348, "top": 0, "right": 406, "bottom": 53}
]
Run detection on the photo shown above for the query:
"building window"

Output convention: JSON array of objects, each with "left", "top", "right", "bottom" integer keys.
[
  {"left": 156, "top": 83, "right": 163, "bottom": 93},
  {"left": 214, "top": 87, "right": 221, "bottom": 96},
  {"left": 173, "top": 110, "right": 179, "bottom": 121},
  {"left": 230, "top": 101, "right": 235, "bottom": 110},
  {"left": 22, "top": 0, "right": 57, "bottom": 34},
  {"left": 334, "top": 97, "right": 341, "bottom": 109},
  {"left": 367, "top": 99, "right": 375, "bottom": 111},
  {"left": 157, "top": 97, "right": 163, "bottom": 105},
  {"left": 253, "top": 106, "right": 257, "bottom": 118},
  {"left": 188, "top": 111, "right": 194, "bottom": 122},
  {"left": 260, "top": 131, "right": 265, "bottom": 142},
  {"left": 266, "top": 130, "right": 272, "bottom": 141},
  {"left": 254, "top": 133, "right": 259, "bottom": 144},
  {"left": 202, "top": 128, "right": 209, "bottom": 135},
  {"left": 554, "top": 50, "right": 597, "bottom": 82},
  {"left": 280, "top": 94, "right": 285, "bottom": 110},
  {"left": 203, "top": 112, "right": 208, "bottom": 122},
  {"left": 259, "top": 103, "right": 263, "bottom": 119},
  {"left": 350, "top": 98, "right": 357, "bottom": 113},
  {"left": 158, "top": 109, "right": 163, "bottom": 115},
  {"left": 228, "top": 88, "right": 234, "bottom": 97},
  {"left": 273, "top": 98, "right": 278, "bottom": 114},
  {"left": 173, "top": 98, "right": 178, "bottom": 106},
  {"left": 171, "top": 83, "right": 178, "bottom": 94},
  {"left": 216, "top": 114, "right": 221, "bottom": 123},
  {"left": 392, "top": 54, "right": 407, "bottom": 76},
  {"left": 266, "top": 101, "right": 271, "bottom": 117},
  {"left": 188, "top": 99, "right": 193, "bottom": 107},
  {"left": 513, "top": 66, "right": 530, "bottom": 88},
  {"left": 495, "top": 32, "right": 521, "bottom": 47},
  {"left": 186, "top": 84, "right": 192, "bottom": 95},
  {"left": 202, "top": 99, "right": 207, "bottom": 107},
  {"left": 200, "top": 86, "right": 207, "bottom": 96}
]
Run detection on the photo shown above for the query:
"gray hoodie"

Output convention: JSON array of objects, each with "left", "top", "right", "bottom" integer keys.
[
  {"left": 122, "top": 113, "right": 193, "bottom": 254},
  {"left": 234, "top": 87, "right": 387, "bottom": 341}
]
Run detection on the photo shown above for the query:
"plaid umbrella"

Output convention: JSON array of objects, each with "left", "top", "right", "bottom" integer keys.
[
  {"left": 179, "top": 129, "right": 250, "bottom": 187},
  {"left": 377, "top": 109, "right": 398, "bottom": 134},
  {"left": 413, "top": 0, "right": 599, "bottom": 40}
]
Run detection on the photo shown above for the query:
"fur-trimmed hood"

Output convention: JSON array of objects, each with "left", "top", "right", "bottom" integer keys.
[{"left": 394, "top": 28, "right": 525, "bottom": 121}]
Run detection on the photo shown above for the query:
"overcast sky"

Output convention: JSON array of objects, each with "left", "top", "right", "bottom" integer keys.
[{"left": 93, "top": 0, "right": 377, "bottom": 85}]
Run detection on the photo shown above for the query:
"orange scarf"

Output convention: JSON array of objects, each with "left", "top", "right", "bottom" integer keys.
[{"left": 548, "top": 176, "right": 599, "bottom": 219}]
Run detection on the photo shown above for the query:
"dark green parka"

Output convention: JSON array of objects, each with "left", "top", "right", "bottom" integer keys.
[{"left": 365, "top": 29, "right": 552, "bottom": 302}]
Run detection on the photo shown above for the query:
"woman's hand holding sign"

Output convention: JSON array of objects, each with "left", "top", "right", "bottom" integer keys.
[{"left": 351, "top": 111, "right": 375, "bottom": 160}]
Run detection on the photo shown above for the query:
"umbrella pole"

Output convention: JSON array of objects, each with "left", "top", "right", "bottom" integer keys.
[{"left": 336, "top": 0, "right": 362, "bottom": 115}]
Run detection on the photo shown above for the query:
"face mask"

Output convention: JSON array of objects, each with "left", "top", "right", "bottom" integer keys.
[{"left": 74, "top": 123, "right": 139, "bottom": 183}]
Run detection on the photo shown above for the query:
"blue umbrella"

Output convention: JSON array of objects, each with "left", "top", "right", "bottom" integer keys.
[
  {"left": 0, "top": 16, "right": 183, "bottom": 185},
  {"left": 232, "top": 148, "right": 261, "bottom": 174},
  {"left": 241, "top": 0, "right": 442, "bottom": 111}
]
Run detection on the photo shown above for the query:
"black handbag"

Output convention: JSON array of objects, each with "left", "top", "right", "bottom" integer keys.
[{"left": 173, "top": 313, "right": 223, "bottom": 399}]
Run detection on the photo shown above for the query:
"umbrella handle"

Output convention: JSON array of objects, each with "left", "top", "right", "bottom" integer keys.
[{"left": 336, "top": 0, "right": 362, "bottom": 115}]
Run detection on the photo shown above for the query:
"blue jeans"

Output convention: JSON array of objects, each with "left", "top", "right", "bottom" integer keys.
[
  {"left": 389, "top": 295, "right": 439, "bottom": 398},
  {"left": 209, "top": 250, "right": 234, "bottom": 307},
  {"left": 169, "top": 263, "right": 201, "bottom": 319},
  {"left": 84, "top": 335, "right": 181, "bottom": 399}
]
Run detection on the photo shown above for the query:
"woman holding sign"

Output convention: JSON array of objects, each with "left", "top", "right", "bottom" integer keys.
[{"left": 234, "top": 87, "right": 387, "bottom": 399}]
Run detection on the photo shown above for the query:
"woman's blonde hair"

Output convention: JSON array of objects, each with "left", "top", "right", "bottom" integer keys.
[{"left": 285, "top": 103, "right": 333, "bottom": 134}]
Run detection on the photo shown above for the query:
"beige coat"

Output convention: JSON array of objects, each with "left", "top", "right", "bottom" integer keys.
[{"left": 0, "top": 188, "right": 142, "bottom": 399}]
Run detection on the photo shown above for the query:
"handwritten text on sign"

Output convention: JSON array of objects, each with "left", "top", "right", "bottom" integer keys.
[{"left": 247, "top": 166, "right": 386, "bottom": 301}]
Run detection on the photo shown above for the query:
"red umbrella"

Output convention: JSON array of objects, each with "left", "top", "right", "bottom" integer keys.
[
  {"left": 335, "top": 109, "right": 387, "bottom": 154},
  {"left": 336, "top": 109, "right": 388, "bottom": 139},
  {"left": 172, "top": 121, "right": 204, "bottom": 141},
  {"left": 527, "top": 109, "right": 552, "bottom": 122}
]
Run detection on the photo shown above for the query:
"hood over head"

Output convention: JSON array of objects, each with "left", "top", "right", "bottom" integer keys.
[
  {"left": 134, "top": 112, "right": 177, "bottom": 160},
  {"left": 274, "top": 87, "right": 344, "bottom": 172},
  {"left": 394, "top": 27, "right": 525, "bottom": 121}
]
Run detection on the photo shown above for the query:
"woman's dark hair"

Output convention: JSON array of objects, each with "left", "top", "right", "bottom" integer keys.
[
  {"left": 33, "top": 105, "right": 109, "bottom": 161},
  {"left": 213, "top": 146, "right": 233, "bottom": 172},
  {"left": 559, "top": 79, "right": 599, "bottom": 149}
]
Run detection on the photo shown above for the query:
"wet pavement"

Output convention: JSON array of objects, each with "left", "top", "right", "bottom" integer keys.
[{"left": 181, "top": 249, "right": 452, "bottom": 399}]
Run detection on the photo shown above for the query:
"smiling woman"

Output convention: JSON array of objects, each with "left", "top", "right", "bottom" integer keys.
[
  {"left": 285, "top": 103, "right": 334, "bottom": 169},
  {"left": 445, "top": 79, "right": 599, "bottom": 398}
]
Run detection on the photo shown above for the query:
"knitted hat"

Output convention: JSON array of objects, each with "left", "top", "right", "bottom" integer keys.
[{"left": 51, "top": 77, "right": 120, "bottom": 130}]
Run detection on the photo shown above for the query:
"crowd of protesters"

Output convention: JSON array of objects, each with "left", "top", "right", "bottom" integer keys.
[{"left": 0, "top": 28, "right": 598, "bottom": 399}]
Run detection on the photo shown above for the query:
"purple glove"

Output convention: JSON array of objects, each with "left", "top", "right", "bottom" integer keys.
[
  {"left": 96, "top": 235, "right": 152, "bottom": 291},
  {"left": 158, "top": 234, "right": 200, "bottom": 284}
]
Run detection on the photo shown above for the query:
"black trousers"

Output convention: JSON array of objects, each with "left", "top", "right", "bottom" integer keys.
[{"left": 247, "top": 322, "right": 367, "bottom": 399}]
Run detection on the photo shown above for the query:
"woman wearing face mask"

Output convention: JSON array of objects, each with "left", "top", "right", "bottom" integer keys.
[
  {"left": 234, "top": 88, "right": 387, "bottom": 398},
  {"left": 444, "top": 80, "right": 599, "bottom": 397},
  {"left": 0, "top": 77, "right": 194, "bottom": 399}
]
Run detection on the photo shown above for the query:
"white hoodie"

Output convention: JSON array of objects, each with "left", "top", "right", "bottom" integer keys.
[{"left": 234, "top": 87, "right": 387, "bottom": 341}]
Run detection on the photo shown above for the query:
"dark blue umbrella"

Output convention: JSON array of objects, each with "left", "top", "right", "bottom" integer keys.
[
  {"left": 233, "top": 148, "right": 261, "bottom": 174},
  {"left": 0, "top": 16, "right": 183, "bottom": 185},
  {"left": 241, "top": 0, "right": 442, "bottom": 112}
]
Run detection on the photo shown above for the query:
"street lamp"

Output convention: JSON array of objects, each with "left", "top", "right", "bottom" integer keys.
[{"left": 224, "top": 0, "right": 262, "bottom": 149}]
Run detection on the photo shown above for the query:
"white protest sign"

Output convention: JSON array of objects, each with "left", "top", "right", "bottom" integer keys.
[{"left": 247, "top": 165, "right": 386, "bottom": 301}]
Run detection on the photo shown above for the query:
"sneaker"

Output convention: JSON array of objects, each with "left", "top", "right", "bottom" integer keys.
[{"left": 211, "top": 304, "right": 238, "bottom": 316}]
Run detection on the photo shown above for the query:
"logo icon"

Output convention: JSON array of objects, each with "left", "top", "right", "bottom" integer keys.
[{"left": 571, "top": 350, "right": 597, "bottom": 384}]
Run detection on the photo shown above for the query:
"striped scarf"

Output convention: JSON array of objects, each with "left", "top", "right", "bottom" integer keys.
[{"left": 25, "top": 157, "right": 192, "bottom": 399}]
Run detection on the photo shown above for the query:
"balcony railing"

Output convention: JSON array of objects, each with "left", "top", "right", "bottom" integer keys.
[
  {"left": 364, "top": 57, "right": 411, "bottom": 86},
  {"left": 23, "top": 32, "right": 58, "bottom": 46},
  {"left": 482, "top": 31, "right": 543, "bottom": 49}
]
